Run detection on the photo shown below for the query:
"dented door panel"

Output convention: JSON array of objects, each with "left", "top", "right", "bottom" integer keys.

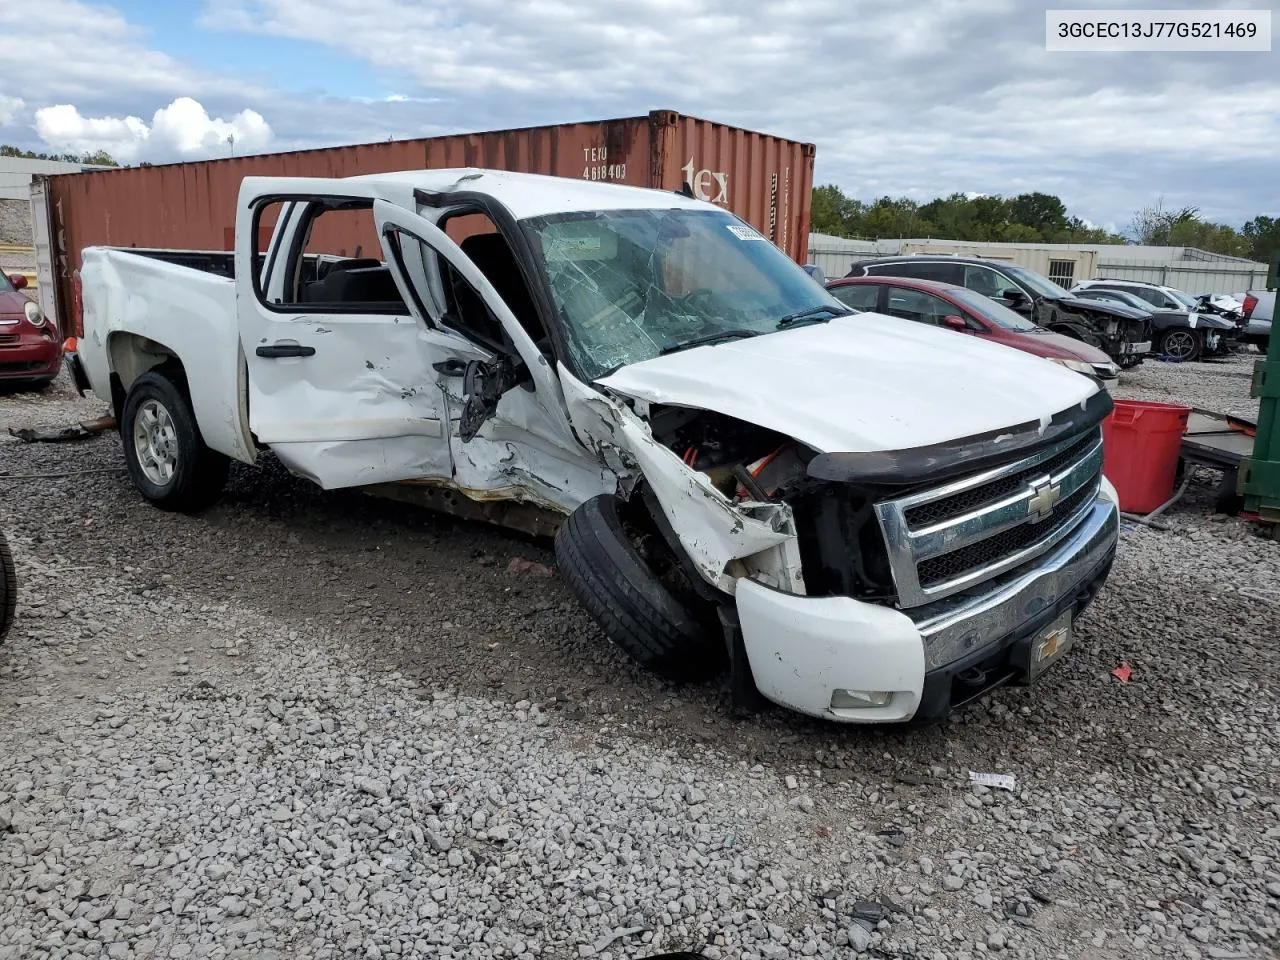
[
  {"left": 373, "top": 200, "right": 601, "bottom": 512},
  {"left": 237, "top": 183, "right": 458, "bottom": 490},
  {"left": 243, "top": 314, "right": 456, "bottom": 490}
]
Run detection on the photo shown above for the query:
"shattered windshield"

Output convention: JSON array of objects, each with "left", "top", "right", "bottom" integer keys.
[{"left": 525, "top": 209, "right": 848, "bottom": 380}]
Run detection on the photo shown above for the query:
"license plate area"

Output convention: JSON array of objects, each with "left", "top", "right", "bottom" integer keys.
[{"left": 1027, "top": 610, "right": 1074, "bottom": 681}]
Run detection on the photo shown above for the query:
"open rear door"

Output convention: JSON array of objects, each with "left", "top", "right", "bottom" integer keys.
[{"left": 236, "top": 185, "right": 456, "bottom": 489}]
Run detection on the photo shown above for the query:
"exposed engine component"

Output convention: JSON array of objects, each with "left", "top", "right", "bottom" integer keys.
[{"left": 647, "top": 406, "right": 811, "bottom": 500}]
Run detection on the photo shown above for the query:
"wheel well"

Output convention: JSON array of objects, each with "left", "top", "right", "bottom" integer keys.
[
  {"left": 108, "top": 332, "right": 186, "bottom": 390},
  {"left": 107, "top": 332, "right": 188, "bottom": 418}
]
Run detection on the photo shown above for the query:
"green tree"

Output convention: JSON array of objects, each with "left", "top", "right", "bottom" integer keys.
[
  {"left": 79, "top": 150, "right": 120, "bottom": 167},
  {"left": 1243, "top": 216, "right": 1280, "bottom": 263},
  {"left": 861, "top": 196, "right": 928, "bottom": 239},
  {"left": 1008, "top": 193, "right": 1069, "bottom": 236},
  {"left": 810, "top": 184, "right": 864, "bottom": 236},
  {"left": 1130, "top": 200, "right": 1251, "bottom": 256}
]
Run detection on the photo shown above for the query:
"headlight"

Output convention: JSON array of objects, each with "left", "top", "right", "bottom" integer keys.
[
  {"left": 1050, "top": 358, "right": 1096, "bottom": 376},
  {"left": 1092, "top": 361, "right": 1119, "bottom": 379},
  {"left": 24, "top": 301, "right": 45, "bottom": 326}
]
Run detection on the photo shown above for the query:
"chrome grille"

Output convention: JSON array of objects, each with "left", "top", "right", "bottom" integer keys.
[
  {"left": 875, "top": 427, "right": 1104, "bottom": 608},
  {"left": 904, "top": 431, "right": 1097, "bottom": 528}
]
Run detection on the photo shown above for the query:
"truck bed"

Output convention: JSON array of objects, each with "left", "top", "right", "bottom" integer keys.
[{"left": 106, "top": 248, "right": 340, "bottom": 284}]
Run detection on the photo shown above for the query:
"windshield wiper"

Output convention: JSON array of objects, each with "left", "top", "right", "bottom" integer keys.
[
  {"left": 660, "top": 329, "right": 759, "bottom": 355},
  {"left": 777, "top": 305, "right": 850, "bottom": 328}
]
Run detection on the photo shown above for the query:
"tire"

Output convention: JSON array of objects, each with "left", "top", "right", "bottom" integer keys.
[
  {"left": 1157, "top": 328, "right": 1202, "bottom": 362},
  {"left": 121, "top": 371, "right": 229, "bottom": 512},
  {"left": 0, "top": 530, "right": 15, "bottom": 643},
  {"left": 554, "top": 494, "right": 725, "bottom": 682}
]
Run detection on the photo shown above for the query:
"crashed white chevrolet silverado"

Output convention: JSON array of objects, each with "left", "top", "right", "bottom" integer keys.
[{"left": 73, "top": 169, "right": 1120, "bottom": 722}]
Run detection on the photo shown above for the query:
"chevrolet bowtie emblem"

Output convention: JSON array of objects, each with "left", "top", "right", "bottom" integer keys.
[{"left": 1027, "top": 479, "right": 1062, "bottom": 522}]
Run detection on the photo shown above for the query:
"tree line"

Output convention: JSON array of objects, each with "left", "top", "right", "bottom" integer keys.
[
  {"left": 812, "top": 184, "right": 1279, "bottom": 263},
  {"left": 1, "top": 145, "right": 119, "bottom": 167}
]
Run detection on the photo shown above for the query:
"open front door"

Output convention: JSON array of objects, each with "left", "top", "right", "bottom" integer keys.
[{"left": 372, "top": 200, "right": 612, "bottom": 514}]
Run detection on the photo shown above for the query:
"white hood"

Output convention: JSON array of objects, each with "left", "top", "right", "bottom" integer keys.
[{"left": 596, "top": 312, "right": 1099, "bottom": 453}]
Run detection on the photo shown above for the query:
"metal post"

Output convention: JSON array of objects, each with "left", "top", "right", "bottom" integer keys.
[{"left": 1241, "top": 327, "right": 1280, "bottom": 523}]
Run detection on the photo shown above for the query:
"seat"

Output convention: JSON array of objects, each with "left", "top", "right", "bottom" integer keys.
[{"left": 300, "top": 265, "right": 406, "bottom": 309}]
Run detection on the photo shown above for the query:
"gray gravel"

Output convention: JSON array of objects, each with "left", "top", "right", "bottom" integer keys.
[{"left": 2, "top": 362, "right": 1279, "bottom": 960}]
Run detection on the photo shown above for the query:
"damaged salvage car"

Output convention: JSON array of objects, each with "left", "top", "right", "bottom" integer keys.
[
  {"left": 72, "top": 169, "right": 1120, "bottom": 723},
  {"left": 845, "top": 256, "right": 1152, "bottom": 368}
]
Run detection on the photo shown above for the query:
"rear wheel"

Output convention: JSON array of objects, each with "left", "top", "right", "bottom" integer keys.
[
  {"left": 1158, "top": 328, "right": 1202, "bottom": 362},
  {"left": 121, "top": 371, "right": 229, "bottom": 512},
  {"left": 554, "top": 494, "right": 725, "bottom": 682}
]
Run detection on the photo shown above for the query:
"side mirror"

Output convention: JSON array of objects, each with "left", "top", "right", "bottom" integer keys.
[
  {"left": 943, "top": 315, "right": 968, "bottom": 331},
  {"left": 458, "top": 356, "right": 518, "bottom": 443},
  {"left": 1001, "top": 287, "right": 1025, "bottom": 302},
  {"left": 9, "top": 274, "right": 27, "bottom": 290}
]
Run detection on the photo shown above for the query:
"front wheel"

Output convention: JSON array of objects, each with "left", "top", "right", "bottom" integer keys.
[
  {"left": 554, "top": 494, "right": 725, "bottom": 682},
  {"left": 121, "top": 371, "right": 229, "bottom": 512},
  {"left": 1157, "top": 328, "right": 1202, "bottom": 362}
]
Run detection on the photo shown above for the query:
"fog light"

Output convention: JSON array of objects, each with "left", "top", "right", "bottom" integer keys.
[{"left": 830, "top": 689, "right": 892, "bottom": 709}]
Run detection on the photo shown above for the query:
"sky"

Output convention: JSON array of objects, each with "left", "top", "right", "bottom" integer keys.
[{"left": 0, "top": 0, "right": 1275, "bottom": 233}]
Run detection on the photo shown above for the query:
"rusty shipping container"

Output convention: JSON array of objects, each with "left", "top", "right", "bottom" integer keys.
[{"left": 37, "top": 110, "right": 814, "bottom": 333}]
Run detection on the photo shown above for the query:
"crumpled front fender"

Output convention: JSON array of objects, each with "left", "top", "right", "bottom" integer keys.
[{"left": 558, "top": 365, "right": 803, "bottom": 595}]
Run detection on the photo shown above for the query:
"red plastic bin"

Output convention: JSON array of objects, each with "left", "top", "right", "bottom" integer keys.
[{"left": 1100, "top": 400, "right": 1190, "bottom": 514}]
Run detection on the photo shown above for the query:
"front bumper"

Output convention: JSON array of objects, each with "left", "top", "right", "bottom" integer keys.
[
  {"left": 1121, "top": 339, "right": 1152, "bottom": 356},
  {"left": 0, "top": 329, "right": 59, "bottom": 380},
  {"left": 736, "top": 490, "right": 1120, "bottom": 723}
]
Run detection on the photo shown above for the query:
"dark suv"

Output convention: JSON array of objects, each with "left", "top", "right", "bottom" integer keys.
[{"left": 846, "top": 256, "right": 1152, "bottom": 366}]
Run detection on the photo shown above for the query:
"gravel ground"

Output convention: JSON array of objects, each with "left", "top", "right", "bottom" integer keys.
[{"left": 1, "top": 359, "right": 1278, "bottom": 960}]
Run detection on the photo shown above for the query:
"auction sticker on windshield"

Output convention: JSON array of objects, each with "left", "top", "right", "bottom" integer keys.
[{"left": 726, "top": 224, "right": 767, "bottom": 241}]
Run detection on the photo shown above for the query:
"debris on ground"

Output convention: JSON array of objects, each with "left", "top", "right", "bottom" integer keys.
[
  {"left": 506, "top": 556, "right": 556, "bottom": 577},
  {"left": 968, "top": 771, "right": 1016, "bottom": 791},
  {"left": 1111, "top": 662, "right": 1133, "bottom": 684},
  {"left": 7, "top": 412, "right": 115, "bottom": 443}
]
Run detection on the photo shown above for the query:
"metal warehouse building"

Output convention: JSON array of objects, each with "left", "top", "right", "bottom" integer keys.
[{"left": 807, "top": 234, "right": 1271, "bottom": 295}]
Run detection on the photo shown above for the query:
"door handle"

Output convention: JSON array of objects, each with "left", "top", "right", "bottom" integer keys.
[
  {"left": 256, "top": 344, "right": 316, "bottom": 358},
  {"left": 433, "top": 358, "right": 468, "bottom": 377}
]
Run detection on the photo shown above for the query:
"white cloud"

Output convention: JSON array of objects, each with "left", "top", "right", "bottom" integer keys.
[
  {"left": 34, "top": 98, "right": 273, "bottom": 163},
  {"left": 2, "top": 0, "right": 1275, "bottom": 226},
  {"left": 189, "top": 0, "right": 1278, "bottom": 225},
  {"left": 0, "top": 95, "right": 23, "bottom": 126}
]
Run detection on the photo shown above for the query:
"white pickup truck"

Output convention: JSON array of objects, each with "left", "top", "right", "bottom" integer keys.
[{"left": 71, "top": 168, "right": 1120, "bottom": 722}]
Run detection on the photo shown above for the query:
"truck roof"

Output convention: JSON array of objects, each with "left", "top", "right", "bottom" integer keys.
[{"left": 346, "top": 167, "right": 712, "bottom": 220}]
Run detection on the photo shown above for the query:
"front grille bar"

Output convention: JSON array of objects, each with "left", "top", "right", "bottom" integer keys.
[{"left": 875, "top": 427, "right": 1104, "bottom": 608}]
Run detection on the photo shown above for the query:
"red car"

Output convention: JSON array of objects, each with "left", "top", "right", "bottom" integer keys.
[
  {"left": 0, "top": 274, "right": 59, "bottom": 388},
  {"left": 826, "top": 275, "right": 1119, "bottom": 389}
]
